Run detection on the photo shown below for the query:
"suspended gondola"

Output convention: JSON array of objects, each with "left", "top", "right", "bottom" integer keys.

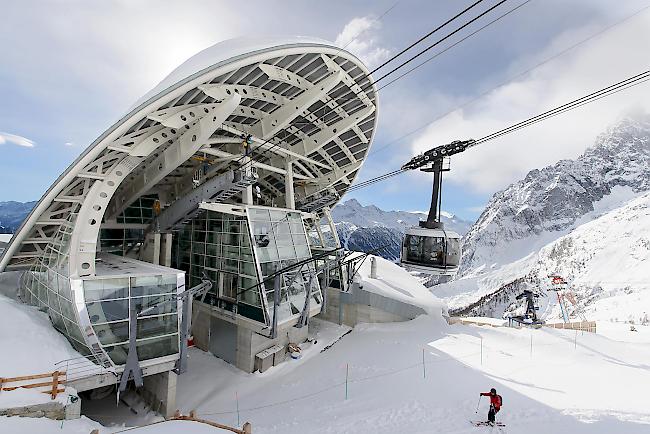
[{"left": 399, "top": 141, "right": 473, "bottom": 276}]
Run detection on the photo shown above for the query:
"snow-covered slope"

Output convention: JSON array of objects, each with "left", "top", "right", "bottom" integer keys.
[
  {"left": 332, "top": 199, "right": 472, "bottom": 261},
  {"left": 460, "top": 117, "right": 650, "bottom": 275},
  {"left": 3, "top": 252, "right": 650, "bottom": 432},
  {"left": 439, "top": 192, "right": 650, "bottom": 322},
  {"left": 352, "top": 253, "right": 446, "bottom": 315},
  {"left": 168, "top": 318, "right": 650, "bottom": 434},
  {"left": 0, "top": 293, "right": 84, "bottom": 377}
]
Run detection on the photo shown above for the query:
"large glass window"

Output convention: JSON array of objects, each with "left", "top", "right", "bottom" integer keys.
[
  {"left": 20, "top": 204, "right": 110, "bottom": 361},
  {"left": 81, "top": 273, "right": 180, "bottom": 366},
  {"left": 174, "top": 210, "right": 265, "bottom": 323},
  {"left": 403, "top": 235, "right": 459, "bottom": 268},
  {"left": 446, "top": 238, "right": 461, "bottom": 267},
  {"left": 249, "top": 207, "right": 322, "bottom": 325}
]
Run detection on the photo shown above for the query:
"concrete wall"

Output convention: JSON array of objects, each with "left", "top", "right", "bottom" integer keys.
[
  {"left": 0, "top": 395, "right": 81, "bottom": 421},
  {"left": 192, "top": 302, "right": 309, "bottom": 373},
  {"left": 140, "top": 371, "right": 177, "bottom": 418},
  {"left": 320, "top": 284, "right": 426, "bottom": 327}
]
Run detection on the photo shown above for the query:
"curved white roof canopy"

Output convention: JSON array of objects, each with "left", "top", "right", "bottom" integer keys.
[{"left": 1, "top": 36, "right": 378, "bottom": 273}]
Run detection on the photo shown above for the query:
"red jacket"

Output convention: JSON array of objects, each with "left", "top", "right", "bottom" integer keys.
[{"left": 481, "top": 393, "right": 502, "bottom": 411}]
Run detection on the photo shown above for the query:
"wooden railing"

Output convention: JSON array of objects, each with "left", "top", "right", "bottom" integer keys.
[
  {"left": 89, "top": 410, "right": 253, "bottom": 434},
  {"left": 0, "top": 370, "right": 66, "bottom": 400},
  {"left": 172, "top": 410, "right": 252, "bottom": 434}
]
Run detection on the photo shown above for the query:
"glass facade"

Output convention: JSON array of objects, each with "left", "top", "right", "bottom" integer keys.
[
  {"left": 173, "top": 206, "right": 322, "bottom": 327},
  {"left": 21, "top": 201, "right": 183, "bottom": 367},
  {"left": 175, "top": 210, "right": 266, "bottom": 323},
  {"left": 99, "top": 228, "right": 145, "bottom": 257},
  {"left": 21, "top": 204, "right": 94, "bottom": 357},
  {"left": 248, "top": 207, "right": 321, "bottom": 324},
  {"left": 83, "top": 274, "right": 179, "bottom": 365},
  {"left": 20, "top": 200, "right": 322, "bottom": 368},
  {"left": 116, "top": 195, "right": 158, "bottom": 224}
]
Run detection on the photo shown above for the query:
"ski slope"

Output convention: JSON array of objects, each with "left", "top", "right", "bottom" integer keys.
[
  {"left": 1, "top": 258, "right": 649, "bottom": 433},
  {"left": 169, "top": 317, "right": 650, "bottom": 434}
]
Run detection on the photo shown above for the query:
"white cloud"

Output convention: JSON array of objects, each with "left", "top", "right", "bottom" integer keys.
[
  {"left": 0, "top": 1, "right": 239, "bottom": 110},
  {"left": 335, "top": 16, "right": 391, "bottom": 69},
  {"left": 465, "top": 205, "right": 487, "bottom": 213},
  {"left": 408, "top": 12, "right": 650, "bottom": 194},
  {"left": 0, "top": 132, "right": 35, "bottom": 148}
]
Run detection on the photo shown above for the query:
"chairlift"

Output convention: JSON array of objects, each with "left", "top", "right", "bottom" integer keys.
[{"left": 509, "top": 289, "right": 545, "bottom": 326}]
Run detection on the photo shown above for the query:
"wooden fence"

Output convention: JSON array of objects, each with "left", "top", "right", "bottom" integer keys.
[
  {"left": 448, "top": 317, "right": 597, "bottom": 333},
  {"left": 90, "top": 410, "right": 252, "bottom": 434},
  {"left": 0, "top": 370, "right": 66, "bottom": 400},
  {"left": 545, "top": 321, "right": 597, "bottom": 333}
]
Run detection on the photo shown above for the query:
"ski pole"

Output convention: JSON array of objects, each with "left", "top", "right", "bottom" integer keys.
[{"left": 475, "top": 395, "right": 481, "bottom": 413}]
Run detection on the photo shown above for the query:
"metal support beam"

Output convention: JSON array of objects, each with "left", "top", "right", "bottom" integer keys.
[
  {"left": 296, "top": 275, "right": 313, "bottom": 329},
  {"left": 242, "top": 156, "right": 254, "bottom": 205},
  {"left": 108, "top": 94, "right": 241, "bottom": 219},
  {"left": 200, "top": 147, "right": 312, "bottom": 180},
  {"left": 258, "top": 66, "right": 343, "bottom": 139},
  {"left": 299, "top": 105, "right": 375, "bottom": 156},
  {"left": 285, "top": 159, "right": 295, "bottom": 210},
  {"left": 118, "top": 303, "right": 144, "bottom": 392},
  {"left": 152, "top": 169, "right": 257, "bottom": 233},
  {"left": 271, "top": 271, "right": 281, "bottom": 339}
]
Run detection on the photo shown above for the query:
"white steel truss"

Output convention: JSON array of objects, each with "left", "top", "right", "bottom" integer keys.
[{"left": 1, "top": 37, "right": 378, "bottom": 272}]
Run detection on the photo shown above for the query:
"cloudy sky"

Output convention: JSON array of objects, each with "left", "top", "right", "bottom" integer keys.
[{"left": 2, "top": 0, "right": 650, "bottom": 221}]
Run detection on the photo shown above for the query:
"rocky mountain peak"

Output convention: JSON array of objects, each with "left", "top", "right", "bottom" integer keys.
[{"left": 460, "top": 116, "right": 650, "bottom": 275}]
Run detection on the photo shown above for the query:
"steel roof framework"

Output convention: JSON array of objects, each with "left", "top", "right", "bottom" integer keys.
[{"left": 0, "top": 39, "right": 378, "bottom": 274}]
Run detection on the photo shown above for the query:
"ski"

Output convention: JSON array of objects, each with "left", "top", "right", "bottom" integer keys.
[{"left": 470, "top": 420, "right": 506, "bottom": 427}]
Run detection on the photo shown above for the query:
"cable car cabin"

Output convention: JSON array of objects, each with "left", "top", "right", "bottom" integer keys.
[{"left": 400, "top": 226, "right": 461, "bottom": 276}]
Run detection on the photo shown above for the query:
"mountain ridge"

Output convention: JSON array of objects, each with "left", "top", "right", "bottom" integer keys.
[
  {"left": 460, "top": 116, "right": 650, "bottom": 276},
  {"left": 438, "top": 116, "right": 650, "bottom": 323}
]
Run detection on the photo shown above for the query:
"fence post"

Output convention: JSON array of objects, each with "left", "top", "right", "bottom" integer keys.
[
  {"left": 422, "top": 348, "right": 426, "bottom": 379},
  {"left": 51, "top": 371, "right": 59, "bottom": 400},
  {"left": 345, "top": 364, "right": 349, "bottom": 400},
  {"left": 236, "top": 391, "right": 241, "bottom": 427}
]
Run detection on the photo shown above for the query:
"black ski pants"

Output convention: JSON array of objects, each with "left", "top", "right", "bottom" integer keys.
[{"left": 488, "top": 405, "right": 496, "bottom": 423}]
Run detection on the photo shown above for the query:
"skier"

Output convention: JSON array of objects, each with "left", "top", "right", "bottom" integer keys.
[{"left": 480, "top": 388, "right": 502, "bottom": 424}]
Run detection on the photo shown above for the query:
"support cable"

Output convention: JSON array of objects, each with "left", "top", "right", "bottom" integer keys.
[
  {"left": 369, "top": 0, "right": 487, "bottom": 74},
  {"left": 346, "top": 69, "right": 650, "bottom": 191},
  {"left": 233, "top": 0, "right": 522, "bottom": 172},
  {"left": 367, "top": 2, "right": 650, "bottom": 157}
]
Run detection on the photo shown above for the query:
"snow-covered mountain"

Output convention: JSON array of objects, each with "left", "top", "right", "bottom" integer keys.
[
  {"left": 437, "top": 117, "right": 650, "bottom": 324},
  {"left": 0, "top": 201, "right": 36, "bottom": 233},
  {"left": 460, "top": 117, "right": 650, "bottom": 275},
  {"left": 331, "top": 199, "right": 472, "bottom": 260}
]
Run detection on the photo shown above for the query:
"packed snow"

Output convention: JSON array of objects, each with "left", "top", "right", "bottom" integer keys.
[
  {"left": 353, "top": 253, "right": 446, "bottom": 315},
  {"left": 0, "top": 290, "right": 91, "bottom": 422},
  {"left": 1, "top": 258, "right": 650, "bottom": 433},
  {"left": 0, "top": 294, "right": 85, "bottom": 378}
]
